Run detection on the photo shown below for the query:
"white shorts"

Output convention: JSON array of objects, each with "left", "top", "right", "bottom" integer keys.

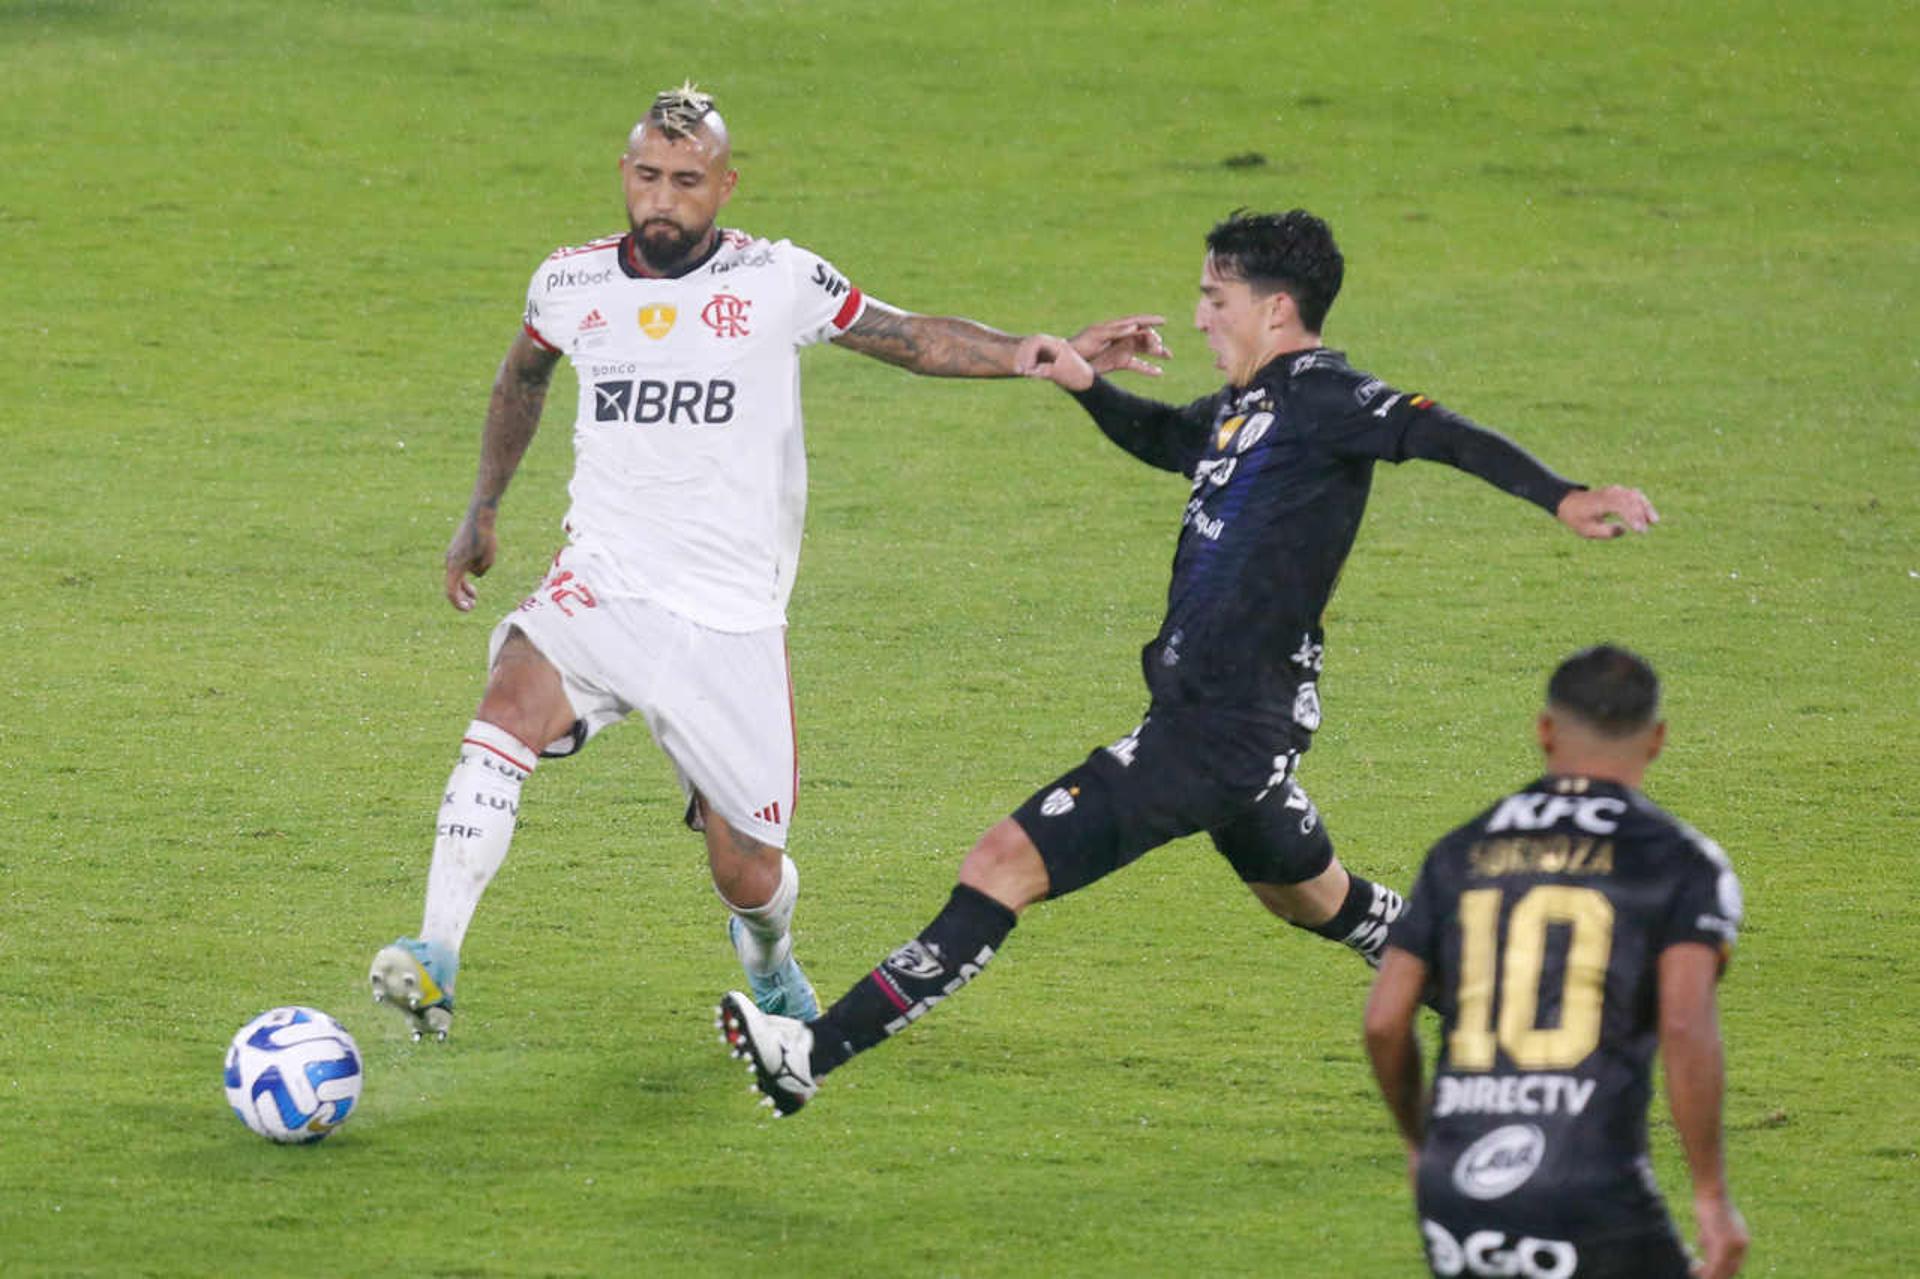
[{"left": 490, "top": 546, "right": 796, "bottom": 849}]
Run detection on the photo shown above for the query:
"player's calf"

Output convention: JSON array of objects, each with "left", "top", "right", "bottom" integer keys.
[
  {"left": 1264, "top": 869, "right": 1405, "bottom": 967},
  {"left": 808, "top": 882, "right": 1019, "bottom": 1080},
  {"left": 1328, "top": 875, "right": 1405, "bottom": 965}
]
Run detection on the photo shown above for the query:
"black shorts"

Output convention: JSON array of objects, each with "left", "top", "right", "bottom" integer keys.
[
  {"left": 1416, "top": 1217, "right": 1689, "bottom": 1278},
  {"left": 1010, "top": 706, "right": 1333, "bottom": 898},
  {"left": 1418, "top": 1162, "right": 1689, "bottom": 1279}
]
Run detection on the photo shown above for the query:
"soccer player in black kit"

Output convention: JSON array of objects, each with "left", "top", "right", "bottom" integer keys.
[
  {"left": 717, "top": 210, "right": 1660, "bottom": 1117},
  {"left": 1366, "top": 647, "right": 1747, "bottom": 1279}
]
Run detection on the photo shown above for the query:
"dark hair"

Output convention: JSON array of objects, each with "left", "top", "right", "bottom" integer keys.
[
  {"left": 1547, "top": 645, "right": 1662, "bottom": 737},
  {"left": 1204, "top": 209, "right": 1345, "bottom": 332}
]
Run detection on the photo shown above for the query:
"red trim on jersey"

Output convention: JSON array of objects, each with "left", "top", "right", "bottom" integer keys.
[
  {"left": 831, "top": 286, "right": 865, "bottom": 331},
  {"left": 463, "top": 736, "right": 536, "bottom": 775},
  {"left": 784, "top": 637, "right": 799, "bottom": 818},
  {"left": 523, "top": 321, "right": 559, "bottom": 353},
  {"left": 548, "top": 235, "right": 622, "bottom": 260}
]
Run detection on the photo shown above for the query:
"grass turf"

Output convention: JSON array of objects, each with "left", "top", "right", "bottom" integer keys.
[{"left": 1, "top": 1, "right": 1915, "bottom": 1274}]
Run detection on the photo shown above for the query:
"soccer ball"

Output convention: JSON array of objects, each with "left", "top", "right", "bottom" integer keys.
[{"left": 223, "top": 1006, "right": 364, "bottom": 1143}]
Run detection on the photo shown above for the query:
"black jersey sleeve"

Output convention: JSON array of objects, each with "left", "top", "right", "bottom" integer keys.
[
  {"left": 1386, "top": 846, "right": 1449, "bottom": 962},
  {"left": 1658, "top": 835, "right": 1743, "bottom": 959},
  {"left": 1313, "top": 379, "right": 1583, "bottom": 516},
  {"left": 1068, "top": 376, "right": 1216, "bottom": 475},
  {"left": 1397, "top": 404, "right": 1584, "bottom": 515}
]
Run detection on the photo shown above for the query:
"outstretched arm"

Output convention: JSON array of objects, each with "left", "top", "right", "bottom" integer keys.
[
  {"left": 1396, "top": 407, "right": 1659, "bottom": 539},
  {"left": 834, "top": 303, "right": 1170, "bottom": 381},
  {"left": 446, "top": 328, "right": 561, "bottom": 612},
  {"left": 832, "top": 301, "right": 1025, "bottom": 377},
  {"left": 1660, "top": 942, "right": 1749, "bottom": 1279},
  {"left": 1019, "top": 326, "right": 1206, "bottom": 473}
]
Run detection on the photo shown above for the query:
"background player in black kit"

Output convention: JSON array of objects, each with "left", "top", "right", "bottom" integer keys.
[
  {"left": 717, "top": 209, "right": 1660, "bottom": 1114},
  {"left": 1366, "top": 647, "right": 1748, "bottom": 1279}
]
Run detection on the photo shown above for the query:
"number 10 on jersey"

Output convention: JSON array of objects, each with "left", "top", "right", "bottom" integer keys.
[{"left": 1449, "top": 886, "right": 1615, "bottom": 1072}]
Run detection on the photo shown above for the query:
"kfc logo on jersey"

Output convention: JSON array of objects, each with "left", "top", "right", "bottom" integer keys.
[
  {"left": 1486, "top": 793, "right": 1627, "bottom": 836},
  {"left": 1420, "top": 1221, "right": 1576, "bottom": 1279},
  {"left": 701, "top": 291, "right": 752, "bottom": 338},
  {"left": 638, "top": 304, "right": 677, "bottom": 339},
  {"left": 1452, "top": 1124, "right": 1547, "bottom": 1200}
]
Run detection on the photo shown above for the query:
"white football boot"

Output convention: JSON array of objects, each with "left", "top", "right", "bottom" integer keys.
[{"left": 716, "top": 990, "right": 816, "bottom": 1116}]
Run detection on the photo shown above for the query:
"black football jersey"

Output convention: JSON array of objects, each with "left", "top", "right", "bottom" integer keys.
[
  {"left": 1070, "top": 350, "right": 1577, "bottom": 721},
  {"left": 1388, "top": 775, "right": 1742, "bottom": 1240}
]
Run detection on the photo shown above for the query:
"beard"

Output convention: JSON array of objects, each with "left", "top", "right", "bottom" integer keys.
[{"left": 630, "top": 216, "right": 709, "bottom": 273}]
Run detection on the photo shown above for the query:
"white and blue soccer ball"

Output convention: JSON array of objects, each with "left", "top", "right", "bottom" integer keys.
[{"left": 223, "top": 1006, "right": 363, "bottom": 1143}]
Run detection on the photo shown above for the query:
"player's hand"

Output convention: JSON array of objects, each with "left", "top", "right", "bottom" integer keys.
[
  {"left": 445, "top": 506, "right": 499, "bottom": 612},
  {"left": 1691, "top": 1192, "right": 1748, "bottom": 1278},
  {"left": 1556, "top": 485, "right": 1660, "bottom": 539},
  {"left": 1016, "top": 334, "right": 1097, "bottom": 392},
  {"left": 1070, "top": 314, "right": 1169, "bottom": 378}
]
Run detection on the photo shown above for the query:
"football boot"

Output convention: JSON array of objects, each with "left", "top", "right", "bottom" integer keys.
[{"left": 368, "top": 937, "right": 458, "bottom": 1041}]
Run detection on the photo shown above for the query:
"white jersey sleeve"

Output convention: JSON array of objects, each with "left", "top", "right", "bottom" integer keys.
[
  {"left": 522, "top": 237, "right": 624, "bottom": 353},
  {"left": 783, "top": 244, "right": 867, "bottom": 347},
  {"left": 523, "top": 261, "right": 561, "bottom": 352}
]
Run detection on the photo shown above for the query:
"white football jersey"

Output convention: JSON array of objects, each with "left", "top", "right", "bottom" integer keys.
[{"left": 521, "top": 230, "right": 867, "bottom": 631}]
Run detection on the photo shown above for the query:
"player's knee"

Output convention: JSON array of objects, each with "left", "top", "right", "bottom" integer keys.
[
  {"left": 1251, "top": 859, "right": 1349, "bottom": 927},
  {"left": 477, "top": 632, "right": 574, "bottom": 749},
  {"left": 958, "top": 820, "right": 1050, "bottom": 915},
  {"left": 704, "top": 807, "right": 784, "bottom": 908}
]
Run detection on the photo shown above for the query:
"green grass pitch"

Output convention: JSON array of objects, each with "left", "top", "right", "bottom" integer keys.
[{"left": 2, "top": 1, "right": 1915, "bottom": 1274}]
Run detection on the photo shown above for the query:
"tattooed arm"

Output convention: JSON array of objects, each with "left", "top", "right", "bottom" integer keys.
[
  {"left": 834, "top": 301, "right": 1172, "bottom": 383},
  {"left": 446, "top": 327, "right": 562, "bottom": 612},
  {"left": 831, "top": 299, "right": 1025, "bottom": 377}
]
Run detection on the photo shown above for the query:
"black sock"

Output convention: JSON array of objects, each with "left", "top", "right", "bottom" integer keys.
[
  {"left": 808, "top": 883, "right": 1018, "bottom": 1077},
  {"left": 1297, "top": 873, "right": 1404, "bottom": 966}
]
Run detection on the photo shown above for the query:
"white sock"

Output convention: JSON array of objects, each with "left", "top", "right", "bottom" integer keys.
[
  {"left": 420, "top": 720, "right": 536, "bottom": 954},
  {"left": 721, "top": 853, "right": 798, "bottom": 975}
]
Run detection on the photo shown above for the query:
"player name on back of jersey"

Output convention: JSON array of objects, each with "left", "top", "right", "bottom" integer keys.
[{"left": 1467, "top": 835, "right": 1614, "bottom": 879}]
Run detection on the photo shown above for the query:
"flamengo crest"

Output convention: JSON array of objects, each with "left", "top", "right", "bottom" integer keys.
[{"left": 701, "top": 292, "right": 752, "bottom": 338}]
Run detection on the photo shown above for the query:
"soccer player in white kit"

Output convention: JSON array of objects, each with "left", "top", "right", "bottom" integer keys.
[{"left": 368, "top": 84, "right": 1169, "bottom": 1041}]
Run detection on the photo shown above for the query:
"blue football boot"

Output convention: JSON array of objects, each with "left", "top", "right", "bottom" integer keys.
[{"left": 369, "top": 937, "right": 458, "bottom": 1041}]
